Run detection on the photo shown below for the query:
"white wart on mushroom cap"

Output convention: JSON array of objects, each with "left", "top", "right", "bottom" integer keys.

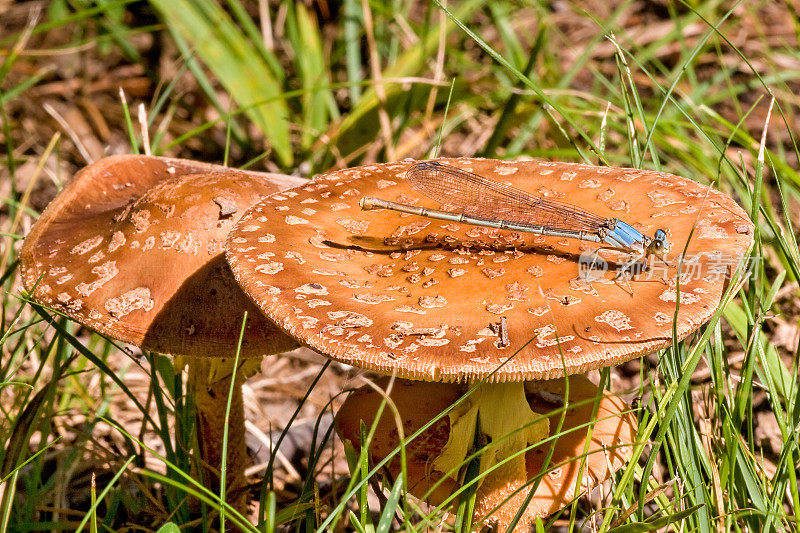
[
  {"left": 226, "top": 158, "right": 753, "bottom": 380},
  {"left": 20, "top": 155, "right": 304, "bottom": 358}
]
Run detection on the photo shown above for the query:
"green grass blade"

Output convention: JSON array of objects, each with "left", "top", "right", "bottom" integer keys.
[
  {"left": 149, "top": 0, "right": 293, "bottom": 165},
  {"left": 329, "top": 0, "right": 487, "bottom": 147},
  {"left": 287, "top": 3, "right": 337, "bottom": 150},
  {"left": 608, "top": 504, "right": 704, "bottom": 533},
  {"left": 376, "top": 474, "right": 404, "bottom": 533},
  {"left": 343, "top": 0, "right": 363, "bottom": 104},
  {"left": 73, "top": 458, "right": 135, "bottom": 533}
]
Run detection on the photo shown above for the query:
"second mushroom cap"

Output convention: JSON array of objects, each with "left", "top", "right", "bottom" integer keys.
[{"left": 20, "top": 154, "right": 303, "bottom": 358}]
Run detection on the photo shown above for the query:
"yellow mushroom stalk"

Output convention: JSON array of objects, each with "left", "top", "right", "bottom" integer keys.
[
  {"left": 335, "top": 376, "right": 638, "bottom": 529},
  {"left": 434, "top": 381, "right": 548, "bottom": 487}
]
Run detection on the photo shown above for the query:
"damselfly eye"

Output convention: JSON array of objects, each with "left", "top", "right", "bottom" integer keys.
[
  {"left": 649, "top": 239, "right": 669, "bottom": 256},
  {"left": 649, "top": 229, "right": 669, "bottom": 254}
]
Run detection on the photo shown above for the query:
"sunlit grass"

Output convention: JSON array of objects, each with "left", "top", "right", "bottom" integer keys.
[{"left": 1, "top": 0, "right": 798, "bottom": 531}]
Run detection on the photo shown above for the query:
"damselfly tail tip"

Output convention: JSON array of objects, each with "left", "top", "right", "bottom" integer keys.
[{"left": 360, "top": 197, "right": 376, "bottom": 210}]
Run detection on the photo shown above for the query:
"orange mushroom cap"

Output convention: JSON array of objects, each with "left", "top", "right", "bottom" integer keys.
[
  {"left": 335, "top": 375, "right": 637, "bottom": 526},
  {"left": 20, "top": 155, "right": 303, "bottom": 358},
  {"left": 226, "top": 158, "right": 753, "bottom": 380}
]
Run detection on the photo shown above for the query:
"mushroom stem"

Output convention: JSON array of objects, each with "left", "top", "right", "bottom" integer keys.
[
  {"left": 473, "top": 454, "right": 536, "bottom": 532},
  {"left": 187, "top": 358, "right": 249, "bottom": 514},
  {"left": 433, "top": 381, "right": 549, "bottom": 531},
  {"left": 434, "top": 381, "right": 548, "bottom": 491},
  {"left": 336, "top": 376, "right": 637, "bottom": 531}
]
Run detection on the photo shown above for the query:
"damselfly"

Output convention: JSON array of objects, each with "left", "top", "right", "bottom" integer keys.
[{"left": 359, "top": 161, "right": 668, "bottom": 260}]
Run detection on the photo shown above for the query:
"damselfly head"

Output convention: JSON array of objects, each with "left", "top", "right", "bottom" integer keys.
[{"left": 647, "top": 229, "right": 669, "bottom": 256}]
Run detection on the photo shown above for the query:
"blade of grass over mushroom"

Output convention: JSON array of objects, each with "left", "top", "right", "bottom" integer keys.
[
  {"left": 599, "top": 249, "right": 754, "bottom": 532},
  {"left": 319, "top": 385, "right": 462, "bottom": 531},
  {"left": 335, "top": 376, "right": 637, "bottom": 530},
  {"left": 376, "top": 474, "right": 404, "bottom": 533},
  {"left": 219, "top": 313, "right": 249, "bottom": 532},
  {"left": 149, "top": 0, "right": 292, "bottom": 166},
  {"left": 321, "top": 379, "right": 486, "bottom": 531}
]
